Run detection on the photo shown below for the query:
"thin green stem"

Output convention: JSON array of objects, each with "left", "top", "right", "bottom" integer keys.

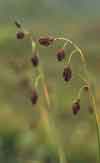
[
  {"left": 67, "top": 49, "right": 77, "bottom": 65},
  {"left": 34, "top": 74, "right": 42, "bottom": 89},
  {"left": 89, "top": 90, "right": 100, "bottom": 162},
  {"left": 30, "top": 38, "right": 68, "bottom": 163},
  {"left": 55, "top": 36, "right": 100, "bottom": 161},
  {"left": 37, "top": 61, "right": 67, "bottom": 163},
  {"left": 76, "top": 85, "right": 88, "bottom": 100},
  {"left": 63, "top": 41, "right": 69, "bottom": 49},
  {"left": 39, "top": 106, "right": 67, "bottom": 163},
  {"left": 77, "top": 49, "right": 100, "bottom": 162}
]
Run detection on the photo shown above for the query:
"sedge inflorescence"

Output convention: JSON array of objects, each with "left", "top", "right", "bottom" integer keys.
[
  {"left": 15, "top": 20, "right": 95, "bottom": 115},
  {"left": 14, "top": 20, "right": 100, "bottom": 162}
]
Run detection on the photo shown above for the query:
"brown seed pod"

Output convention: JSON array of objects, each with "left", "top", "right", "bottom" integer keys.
[
  {"left": 31, "top": 89, "right": 38, "bottom": 105},
  {"left": 84, "top": 86, "right": 89, "bottom": 92},
  {"left": 56, "top": 48, "right": 65, "bottom": 61},
  {"left": 16, "top": 31, "right": 25, "bottom": 39},
  {"left": 63, "top": 66, "right": 72, "bottom": 82},
  {"left": 72, "top": 100, "right": 80, "bottom": 115},
  {"left": 38, "top": 36, "right": 54, "bottom": 46},
  {"left": 31, "top": 55, "right": 39, "bottom": 67}
]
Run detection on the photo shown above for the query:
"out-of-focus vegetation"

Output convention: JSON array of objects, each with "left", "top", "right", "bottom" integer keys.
[{"left": 0, "top": 0, "right": 100, "bottom": 162}]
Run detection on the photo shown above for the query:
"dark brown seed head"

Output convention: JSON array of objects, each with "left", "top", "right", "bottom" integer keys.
[
  {"left": 72, "top": 100, "right": 80, "bottom": 115},
  {"left": 56, "top": 48, "right": 65, "bottom": 61},
  {"left": 31, "top": 55, "right": 39, "bottom": 67},
  {"left": 31, "top": 89, "right": 38, "bottom": 105},
  {"left": 16, "top": 31, "right": 25, "bottom": 39},
  {"left": 14, "top": 21, "right": 21, "bottom": 28},
  {"left": 84, "top": 86, "right": 89, "bottom": 92},
  {"left": 63, "top": 66, "right": 72, "bottom": 82},
  {"left": 38, "top": 36, "right": 54, "bottom": 46}
]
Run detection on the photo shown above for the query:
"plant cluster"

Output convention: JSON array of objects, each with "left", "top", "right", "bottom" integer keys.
[{"left": 14, "top": 20, "right": 100, "bottom": 162}]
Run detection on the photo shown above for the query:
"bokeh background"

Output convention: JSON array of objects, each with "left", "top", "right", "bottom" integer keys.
[{"left": 0, "top": 0, "right": 100, "bottom": 162}]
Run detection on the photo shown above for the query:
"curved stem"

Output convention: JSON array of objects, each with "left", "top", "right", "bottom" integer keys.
[
  {"left": 76, "top": 85, "right": 88, "bottom": 100},
  {"left": 67, "top": 49, "right": 77, "bottom": 65},
  {"left": 76, "top": 48, "right": 100, "bottom": 162},
  {"left": 55, "top": 37, "right": 100, "bottom": 161},
  {"left": 78, "top": 73, "right": 88, "bottom": 84},
  {"left": 63, "top": 41, "right": 69, "bottom": 49}
]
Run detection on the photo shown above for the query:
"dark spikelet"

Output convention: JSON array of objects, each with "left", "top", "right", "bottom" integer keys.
[
  {"left": 14, "top": 21, "right": 21, "bottom": 28},
  {"left": 63, "top": 66, "right": 72, "bottom": 82},
  {"left": 38, "top": 36, "right": 54, "bottom": 46},
  {"left": 16, "top": 31, "right": 25, "bottom": 39},
  {"left": 31, "top": 55, "right": 39, "bottom": 67},
  {"left": 84, "top": 86, "right": 89, "bottom": 92},
  {"left": 56, "top": 48, "right": 65, "bottom": 61},
  {"left": 72, "top": 100, "right": 80, "bottom": 115},
  {"left": 31, "top": 89, "right": 38, "bottom": 105}
]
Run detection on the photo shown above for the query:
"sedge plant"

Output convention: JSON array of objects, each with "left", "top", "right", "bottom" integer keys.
[{"left": 14, "top": 20, "right": 100, "bottom": 163}]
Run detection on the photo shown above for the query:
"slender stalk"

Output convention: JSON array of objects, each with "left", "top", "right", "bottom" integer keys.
[
  {"left": 39, "top": 106, "right": 67, "bottom": 163},
  {"left": 67, "top": 49, "right": 77, "bottom": 65},
  {"left": 89, "top": 90, "right": 100, "bottom": 162},
  {"left": 31, "top": 39, "right": 67, "bottom": 163},
  {"left": 16, "top": 25, "right": 68, "bottom": 163},
  {"left": 76, "top": 46, "right": 100, "bottom": 162},
  {"left": 37, "top": 60, "right": 67, "bottom": 163},
  {"left": 76, "top": 85, "right": 88, "bottom": 100},
  {"left": 55, "top": 37, "right": 100, "bottom": 161},
  {"left": 37, "top": 65, "right": 50, "bottom": 108}
]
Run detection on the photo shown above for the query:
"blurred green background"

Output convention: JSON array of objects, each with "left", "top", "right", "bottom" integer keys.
[{"left": 0, "top": 0, "right": 100, "bottom": 162}]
